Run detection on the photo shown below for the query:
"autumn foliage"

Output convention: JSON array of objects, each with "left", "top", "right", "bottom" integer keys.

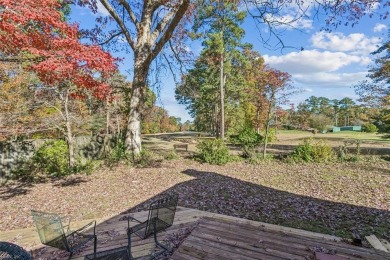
[{"left": 0, "top": 0, "right": 117, "bottom": 99}]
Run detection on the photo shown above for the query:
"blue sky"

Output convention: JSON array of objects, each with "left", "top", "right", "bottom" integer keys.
[{"left": 70, "top": 3, "right": 388, "bottom": 122}]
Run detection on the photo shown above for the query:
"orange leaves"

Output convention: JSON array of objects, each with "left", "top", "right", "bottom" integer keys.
[{"left": 0, "top": 0, "right": 117, "bottom": 100}]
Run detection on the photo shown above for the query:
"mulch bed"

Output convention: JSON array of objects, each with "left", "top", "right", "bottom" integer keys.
[{"left": 1, "top": 159, "right": 389, "bottom": 239}]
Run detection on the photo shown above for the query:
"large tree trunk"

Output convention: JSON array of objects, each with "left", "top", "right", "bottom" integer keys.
[
  {"left": 99, "top": 0, "right": 190, "bottom": 155},
  {"left": 125, "top": 56, "right": 149, "bottom": 155}
]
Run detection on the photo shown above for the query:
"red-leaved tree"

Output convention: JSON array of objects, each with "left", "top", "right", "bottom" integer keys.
[
  {"left": 0, "top": 0, "right": 117, "bottom": 167},
  {"left": 259, "top": 67, "right": 296, "bottom": 158}
]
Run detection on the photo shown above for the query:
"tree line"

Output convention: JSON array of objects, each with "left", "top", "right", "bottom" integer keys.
[{"left": 1, "top": 0, "right": 389, "bottom": 169}]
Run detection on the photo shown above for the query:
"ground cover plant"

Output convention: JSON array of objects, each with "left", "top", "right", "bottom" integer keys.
[{"left": 1, "top": 157, "right": 389, "bottom": 241}]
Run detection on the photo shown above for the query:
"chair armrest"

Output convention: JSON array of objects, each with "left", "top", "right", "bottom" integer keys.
[
  {"left": 127, "top": 222, "right": 145, "bottom": 236},
  {"left": 127, "top": 216, "right": 142, "bottom": 228},
  {"left": 61, "top": 216, "right": 71, "bottom": 233},
  {"left": 71, "top": 220, "right": 96, "bottom": 236}
]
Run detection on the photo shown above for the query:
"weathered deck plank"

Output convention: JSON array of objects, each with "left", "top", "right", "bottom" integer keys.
[
  {"left": 1, "top": 207, "right": 389, "bottom": 259},
  {"left": 172, "top": 217, "right": 390, "bottom": 260}
]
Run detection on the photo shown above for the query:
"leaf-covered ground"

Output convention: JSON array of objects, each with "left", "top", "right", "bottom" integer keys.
[{"left": 1, "top": 159, "right": 390, "bottom": 240}]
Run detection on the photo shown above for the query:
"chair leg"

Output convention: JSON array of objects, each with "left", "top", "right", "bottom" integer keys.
[
  {"left": 150, "top": 233, "right": 169, "bottom": 260},
  {"left": 128, "top": 232, "right": 135, "bottom": 260},
  {"left": 68, "top": 251, "right": 73, "bottom": 260},
  {"left": 93, "top": 235, "right": 97, "bottom": 258},
  {"left": 153, "top": 231, "right": 168, "bottom": 251}
]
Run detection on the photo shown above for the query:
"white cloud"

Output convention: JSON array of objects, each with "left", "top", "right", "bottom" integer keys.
[
  {"left": 373, "top": 23, "right": 387, "bottom": 33},
  {"left": 293, "top": 72, "right": 367, "bottom": 87},
  {"left": 310, "top": 32, "right": 381, "bottom": 55},
  {"left": 264, "top": 14, "right": 313, "bottom": 31},
  {"left": 264, "top": 50, "right": 370, "bottom": 74},
  {"left": 250, "top": 0, "right": 314, "bottom": 31},
  {"left": 96, "top": 1, "right": 110, "bottom": 16}
]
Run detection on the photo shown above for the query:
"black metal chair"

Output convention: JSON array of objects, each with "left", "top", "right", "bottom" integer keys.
[
  {"left": 84, "top": 246, "right": 130, "bottom": 260},
  {"left": 0, "top": 242, "right": 32, "bottom": 260},
  {"left": 127, "top": 193, "right": 178, "bottom": 259},
  {"left": 31, "top": 210, "right": 97, "bottom": 259}
]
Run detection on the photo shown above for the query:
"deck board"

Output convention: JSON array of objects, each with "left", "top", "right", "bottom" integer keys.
[
  {"left": 171, "top": 216, "right": 390, "bottom": 260},
  {"left": 1, "top": 207, "right": 389, "bottom": 259}
]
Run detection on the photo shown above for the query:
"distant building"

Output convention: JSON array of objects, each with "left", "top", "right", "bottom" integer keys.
[{"left": 332, "top": 126, "right": 362, "bottom": 132}]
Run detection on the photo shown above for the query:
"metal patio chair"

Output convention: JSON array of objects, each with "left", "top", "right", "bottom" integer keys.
[
  {"left": 127, "top": 193, "right": 178, "bottom": 259},
  {"left": 31, "top": 210, "right": 96, "bottom": 259}
]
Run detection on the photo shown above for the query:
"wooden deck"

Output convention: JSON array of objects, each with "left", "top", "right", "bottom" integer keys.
[
  {"left": 171, "top": 216, "right": 390, "bottom": 260},
  {"left": 1, "top": 207, "right": 389, "bottom": 259}
]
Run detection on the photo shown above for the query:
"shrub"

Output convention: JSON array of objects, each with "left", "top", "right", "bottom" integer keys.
[
  {"left": 362, "top": 123, "right": 378, "bottom": 133},
  {"left": 248, "top": 153, "right": 274, "bottom": 164},
  {"left": 338, "top": 139, "right": 361, "bottom": 162},
  {"left": 288, "top": 139, "right": 336, "bottom": 163},
  {"left": 262, "top": 128, "right": 277, "bottom": 143},
  {"left": 235, "top": 127, "right": 263, "bottom": 158},
  {"left": 72, "top": 160, "right": 99, "bottom": 175},
  {"left": 163, "top": 150, "right": 179, "bottom": 160},
  {"left": 309, "top": 114, "right": 333, "bottom": 131},
  {"left": 196, "top": 139, "right": 231, "bottom": 165},
  {"left": 133, "top": 149, "right": 163, "bottom": 167},
  {"left": 106, "top": 138, "right": 129, "bottom": 165},
  {"left": 32, "top": 140, "right": 69, "bottom": 176}
]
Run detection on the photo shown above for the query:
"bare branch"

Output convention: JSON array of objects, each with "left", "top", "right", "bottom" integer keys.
[
  {"left": 118, "top": 0, "right": 139, "bottom": 29},
  {"left": 99, "top": 0, "right": 135, "bottom": 50},
  {"left": 0, "top": 56, "right": 45, "bottom": 63},
  {"left": 98, "top": 31, "right": 124, "bottom": 46},
  {"left": 151, "top": 0, "right": 190, "bottom": 61}
]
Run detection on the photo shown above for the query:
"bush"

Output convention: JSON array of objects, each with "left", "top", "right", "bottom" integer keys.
[
  {"left": 288, "top": 139, "right": 336, "bottom": 163},
  {"left": 362, "top": 123, "right": 378, "bottom": 133},
  {"left": 248, "top": 153, "right": 274, "bottom": 164},
  {"left": 196, "top": 139, "right": 231, "bottom": 165},
  {"left": 235, "top": 127, "right": 263, "bottom": 158},
  {"left": 106, "top": 138, "right": 130, "bottom": 165},
  {"left": 163, "top": 150, "right": 179, "bottom": 160},
  {"left": 338, "top": 139, "right": 361, "bottom": 162},
  {"left": 309, "top": 114, "right": 333, "bottom": 131},
  {"left": 133, "top": 149, "right": 163, "bottom": 167},
  {"left": 32, "top": 140, "right": 69, "bottom": 176}
]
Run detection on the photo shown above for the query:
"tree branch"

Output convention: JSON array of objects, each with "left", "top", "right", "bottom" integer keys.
[
  {"left": 99, "top": 0, "right": 135, "bottom": 50},
  {"left": 118, "top": 0, "right": 139, "bottom": 30},
  {"left": 98, "top": 31, "right": 124, "bottom": 46},
  {"left": 150, "top": 0, "right": 190, "bottom": 61},
  {"left": 0, "top": 56, "right": 45, "bottom": 63}
]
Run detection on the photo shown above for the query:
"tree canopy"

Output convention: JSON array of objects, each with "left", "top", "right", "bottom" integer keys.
[{"left": 0, "top": 0, "right": 117, "bottom": 99}]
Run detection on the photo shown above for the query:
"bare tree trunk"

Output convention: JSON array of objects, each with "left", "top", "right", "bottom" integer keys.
[
  {"left": 220, "top": 52, "right": 225, "bottom": 139},
  {"left": 106, "top": 99, "right": 110, "bottom": 134},
  {"left": 125, "top": 58, "right": 148, "bottom": 155},
  {"left": 263, "top": 94, "right": 275, "bottom": 159},
  {"left": 256, "top": 106, "right": 261, "bottom": 134},
  {"left": 214, "top": 103, "right": 219, "bottom": 137},
  {"left": 115, "top": 99, "right": 120, "bottom": 135},
  {"left": 63, "top": 90, "right": 75, "bottom": 168},
  {"left": 274, "top": 104, "right": 278, "bottom": 135}
]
